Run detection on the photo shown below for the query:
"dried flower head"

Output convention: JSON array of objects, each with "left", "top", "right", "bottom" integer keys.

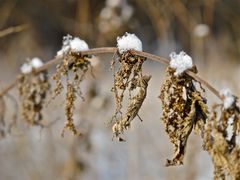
[
  {"left": 52, "top": 35, "right": 92, "bottom": 136},
  {"left": 111, "top": 37, "right": 151, "bottom": 139},
  {"left": 203, "top": 90, "right": 240, "bottom": 179},
  {"left": 159, "top": 63, "right": 208, "bottom": 166},
  {"left": 18, "top": 58, "right": 50, "bottom": 126}
]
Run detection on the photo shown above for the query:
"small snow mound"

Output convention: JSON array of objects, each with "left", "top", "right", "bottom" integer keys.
[
  {"left": 226, "top": 115, "right": 234, "bottom": 141},
  {"left": 117, "top": 32, "right": 142, "bottom": 54},
  {"left": 57, "top": 35, "right": 89, "bottom": 56},
  {"left": 20, "top": 57, "right": 43, "bottom": 74},
  {"left": 169, "top": 51, "right": 193, "bottom": 75},
  {"left": 220, "top": 88, "right": 235, "bottom": 109},
  {"left": 31, "top": 57, "right": 43, "bottom": 68},
  {"left": 70, "top": 37, "right": 89, "bottom": 53}
]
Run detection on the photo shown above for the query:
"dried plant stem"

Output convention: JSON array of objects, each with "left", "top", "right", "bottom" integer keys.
[
  {"left": 0, "top": 47, "right": 221, "bottom": 100},
  {"left": 0, "top": 24, "right": 28, "bottom": 38}
]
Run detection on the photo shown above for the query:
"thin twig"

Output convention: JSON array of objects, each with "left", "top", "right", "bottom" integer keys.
[
  {"left": 0, "top": 24, "right": 28, "bottom": 38},
  {"left": 0, "top": 47, "right": 222, "bottom": 100}
]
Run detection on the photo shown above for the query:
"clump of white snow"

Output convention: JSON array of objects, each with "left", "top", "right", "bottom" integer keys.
[
  {"left": 169, "top": 51, "right": 193, "bottom": 75},
  {"left": 20, "top": 57, "right": 43, "bottom": 74},
  {"left": 57, "top": 35, "right": 89, "bottom": 56},
  {"left": 70, "top": 37, "right": 89, "bottom": 53},
  {"left": 226, "top": 115, "right": 234, "bottom": 141},
  {"left": 220, "top": 88, "right": 235, "bottom": 109},
  {"left": 117, "top": 32, "right": 142, "bottom": 54}
]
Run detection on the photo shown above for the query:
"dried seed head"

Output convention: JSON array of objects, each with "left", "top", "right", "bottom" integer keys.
[
  {"left": 61, "top": 83, "right": 81, "bottom": 137},
  {"left": 112, "top": 75, "right": 151, "bottom": 139},
  {"left": 203, "top": 94, "right": 240, "bottom": 179},
  {"left": 18, "top": 70, "right": 50, "bottom": 126},
  {"left": 111, "top": 51, "right": 146, "bottom": 118},
  {"left": 111, "top": 50, "right": 150, "bottom": 140},
  {"left": 53, "top": 46, "right": 92, "bottom": 136},
  {"left": 159, "top": 67, "right": 208, "bottom": 166}
]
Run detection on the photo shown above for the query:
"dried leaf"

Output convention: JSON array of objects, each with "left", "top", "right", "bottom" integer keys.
[{"left": 159, "top": 67, "right": 208, "bottom": 166}]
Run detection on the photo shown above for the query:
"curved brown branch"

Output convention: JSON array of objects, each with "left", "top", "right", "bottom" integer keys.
[
  {"left": 0, "top": 24, "right": 29, "bottom": 38},
  {"left": 0, "top": 47, "right": 222, "bottom": 100}
]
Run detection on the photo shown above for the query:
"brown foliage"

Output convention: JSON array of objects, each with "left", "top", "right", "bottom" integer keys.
[
  {"left": 111, "top": 51, "right": 150, "bottom": 140},
  {"left": 159, "top": 67, "right": 208, "bottom": 166},
  {"left": 52, "top": 52, "right": 92, "bottom": 136},
  {"left": 203, "top": 99, "right": 240, "bottom": 179},
  {"left": 18, "top": 70, "right": 50, "bottom": 126}
]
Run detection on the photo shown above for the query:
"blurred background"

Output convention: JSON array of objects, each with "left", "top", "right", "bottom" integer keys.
[{"left": 0, "top": 0, "right": 240, "bottom": 179}]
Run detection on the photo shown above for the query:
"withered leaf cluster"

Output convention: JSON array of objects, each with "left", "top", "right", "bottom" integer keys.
[
  {"left": 159, "top": 67, "right": 208, "bottom": 166},
  {"left": 203, "top": 99, "right": 240, "bottom": 180},
  {"left": 52, "top": 52, "right": 92, "bottom": 136},
  {"left": 18, "top": 70, "right": 50, "bottom": 126},
  {"left": 111, "top": 51, "right": 151, "bottom": 140}
]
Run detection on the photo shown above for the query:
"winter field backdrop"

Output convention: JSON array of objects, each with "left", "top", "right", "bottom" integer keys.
[{"left": 0, "top": 0, "right": 240, "bottom": 180}]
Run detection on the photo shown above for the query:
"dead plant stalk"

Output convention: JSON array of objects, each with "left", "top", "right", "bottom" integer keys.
[{"left": 0, "top": 47, "right": 222, "bottom": 100}]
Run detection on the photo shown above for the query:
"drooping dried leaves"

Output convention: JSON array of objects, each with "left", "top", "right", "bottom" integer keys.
[
  {"left": 111, "top": 51, "right": 150, "bottom": 141},
  {"left": 18, "top": 70, "right": 50, "bottom": 126},
  {"left": 203, "top": 99, "right": 240, "bottom": 179},
  {"left": 159, "top": 67, "right": 208, "bottom": 166},
  {"left": 52, "top": 52, "right": 92, "bottom": 136}
]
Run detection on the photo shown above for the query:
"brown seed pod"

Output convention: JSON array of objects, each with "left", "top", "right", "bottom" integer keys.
[
  {"left": 203, "top": 98, "right": 240, "bottom": 179},
  {"left": 18, "top": 70, "right": 50, "bottom": 126},
  {"left": 52, "top": 51, "right": 92, "bottom": 136},
  {"left": 159, "top": 67, "right": 208, "bottom": 166}
]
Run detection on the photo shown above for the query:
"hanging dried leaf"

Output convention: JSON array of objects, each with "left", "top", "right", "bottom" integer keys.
[
  {"left": 111, "top": 50, "right": 150, "bottom": 140},
  {"left": 112, "top": 75, "right": 151, "bottom": 140},
  {"left": 52, "top": 51, "right": 92, "bottom": 136},
  {"left": 159, "top": 67, "right": 208, "bottom": 166},
  {"left": 18, "top": 70, "right": 50, "bottom": 126},
  {"left": 203, "top": 98, "right": 240, "bottom": 179}
]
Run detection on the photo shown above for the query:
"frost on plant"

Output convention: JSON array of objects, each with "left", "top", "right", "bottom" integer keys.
[
  {"left": 169, "top": 51, "right": 193, "bottom": 76},
  {"left": 117, "top": 32, "right": 142, "bottom": 54},
  {"left": 20, "top": 57, "right": 44, "bottom": 74},
  {"left": 220, "top": 88, "right": 235, "bottom": 109},
  {"left": 57, "top": 35, "right": 89, "bottom": 57},
  {"left": 111, "top": 33, "right": 150, "bottom": 140},
  {"left": 203, "top": 90, "right": 240, "bottom": 179},
  {"left": 18, "top": 58, "right": 50, "bottom": 126},
  {"left": 52, "top": 35, "right": 92, "bottom": 136},
  {"left": 159, "top": 53, "right": 208, "bottom": 166}
]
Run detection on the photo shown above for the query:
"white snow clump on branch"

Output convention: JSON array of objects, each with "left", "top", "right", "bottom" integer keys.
[
  {"left": 117, "top": 32, "right": 142, "bottom": 54},
  {"left": 20, "top": 57, "right": 43, "bottom": 74},
  {"left": 57, "top": 35, "right": 89, "bottom": 56},
  {"left": 220, "top": 88, "right": 235, "bottom": 109},
  {"left": 226, "top": 115, "right": 234, "bottom": 141},
  {"left": 169, "top": 51, "right": 193, "bottom": 75}
]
